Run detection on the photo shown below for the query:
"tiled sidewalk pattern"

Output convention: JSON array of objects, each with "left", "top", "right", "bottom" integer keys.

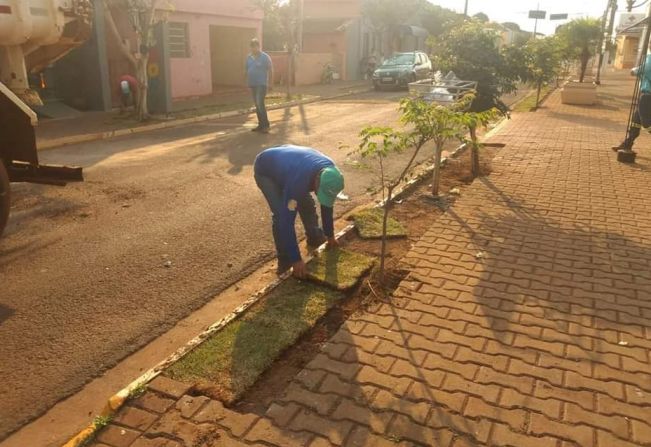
[{"left": 92, "top": 71, "right": 651, "bottom": 447}]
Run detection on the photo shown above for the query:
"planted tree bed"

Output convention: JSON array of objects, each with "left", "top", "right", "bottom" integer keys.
[
  {"left": 305, "top": 248, "right": 376, "bottom": 290},
  {"left": 163, "top": 145, "right": 499, "bottom": 411},
  {"left": 235, "top": 144, "right": 500, "bottom": 414},
  {"left": 165, "top": 278, "right": 345, "bottom": 404},
  {"left": 352, "top": 208, "right": 408, "bottom": 239}
]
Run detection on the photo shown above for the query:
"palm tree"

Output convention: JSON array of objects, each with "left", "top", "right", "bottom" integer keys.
[{"left": 557, "top": 18, "right": 603, "bottom": 83}]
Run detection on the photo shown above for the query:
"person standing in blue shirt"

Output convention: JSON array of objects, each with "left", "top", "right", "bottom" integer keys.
[
  {"left": 254, "top": 145, "right": 345, "bottom": 277},
  {"left": 613, "top": 53, "right": 651, "bottom": 152},
  {"left": 246, "top": 38, "right": 273, "bottom": 133}
]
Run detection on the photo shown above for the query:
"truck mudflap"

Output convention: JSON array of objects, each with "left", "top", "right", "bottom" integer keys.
[{"left": 6, "top": 161, "right": 83, "bottom": 186}]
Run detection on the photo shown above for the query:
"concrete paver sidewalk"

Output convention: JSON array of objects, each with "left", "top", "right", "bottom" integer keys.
[{"left": 91, "top": 70, "right": 651, "bottom": 447}]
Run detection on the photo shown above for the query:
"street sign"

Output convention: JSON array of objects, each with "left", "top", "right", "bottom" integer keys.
[
  {"left": 529, "top": 10, "right": 547, "bottom": 19},
  {"left": 550, "top": 13, "right": 568, "bottom": 20}
]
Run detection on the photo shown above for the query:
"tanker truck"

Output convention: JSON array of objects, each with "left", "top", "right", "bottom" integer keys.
[{"left": 0, "top": 0, "right": 90, "bottom": 237}]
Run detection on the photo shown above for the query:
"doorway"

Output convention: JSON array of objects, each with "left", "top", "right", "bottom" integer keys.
[{"left": 209, "top": 25, "right": 256, "bottom": 90}]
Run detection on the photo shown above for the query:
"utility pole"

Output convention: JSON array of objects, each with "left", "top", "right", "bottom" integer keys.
[
  {"left": 529, "top": 3, "right": 545, "bottom": 40},
  {"left": 636, "top": 0, "right": 651, "bottom": 67},
  {"left": 296, "top": 0, "right": 304, "bottom": 52},
  {"left": 463, "top": 0, "right": 468, "bottom": 16},
  {"left": 619, "top": 0, "right": 651, "bottom": 163},
  {"left": 596, "top": 0, "right": 617, "bottom": 85}
]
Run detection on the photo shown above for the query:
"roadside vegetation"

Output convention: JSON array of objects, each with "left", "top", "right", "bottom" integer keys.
[
  {"left": 165, "top": 279, "right": 345, "bottom": 403},
  {"left": 138, "top": 2, "right": 600, "bottom": 414}
]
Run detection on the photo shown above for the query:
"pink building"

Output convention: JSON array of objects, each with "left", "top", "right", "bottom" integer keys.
[
  {"left": 104, "top": 0, "right": 262, "bottom": 104},
  {"left": 165, "top": 0, "right": 263, "bottom": 99},
  {"left": 38, "top": 0, "right": 263, "bottom": 113}
]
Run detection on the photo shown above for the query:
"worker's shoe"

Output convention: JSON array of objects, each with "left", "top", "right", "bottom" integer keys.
[
  {"left": 276, "top": 261, "right": 292, "bottom": 276},
  {"left": 276, "top": 258, "right": 292, "bottom": 276},
  {"left": 307, "top": 235, "right": 327, "bottom": 251},
  {"left": 612, "top": 143, "right": 632, "bottom": 152}
]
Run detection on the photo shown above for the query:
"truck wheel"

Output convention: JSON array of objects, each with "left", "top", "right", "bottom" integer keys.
[{"left": 0, "top": 160, "right": 9, "bottom": 238}]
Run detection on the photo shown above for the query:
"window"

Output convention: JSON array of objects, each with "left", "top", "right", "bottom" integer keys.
[{"left": 168, "top": 22, "right": 189, "bottom": 58}]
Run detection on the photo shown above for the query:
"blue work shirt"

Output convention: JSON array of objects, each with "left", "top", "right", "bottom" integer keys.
[
  {"left": 246, "top": 52, "right": 272, "bottom": 87},
  {"left": 254, "top": 145, "right": 336, "bottom": 263},
  {"left": 633, "top": 54, "right": 651, "bottom": 93}
]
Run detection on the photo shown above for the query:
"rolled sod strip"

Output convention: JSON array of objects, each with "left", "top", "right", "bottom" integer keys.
[
  {"left": 352, "top": 208, "right": 407, "bottom": 240},
  {"left": 305, "top": 247, "right": 376, "bottom": 291},
  {"left": 164, "top": 279, "right": 344, "bottom": 403}
]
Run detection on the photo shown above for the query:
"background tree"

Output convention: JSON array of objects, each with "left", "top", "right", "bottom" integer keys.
[
  {"left": 556, "top": 18, "right": 602, "bottom": 82},
  {"left": 429, "top": 20, "right": 520, "bottom": 115},
  {"left": 420, "top": 4, "right": 463, "bottom": 37},
  {"left": 501, "top": 22, "right": 521, "bottom": 32},
  {"left": 522, "top": 36, "right": 564, "bottom": 109},
  {"left": 252, "top": 0, "right": 302, "bottom": 99},
  {"left": 256, "top": 0, "right": 289, "bottom": 51},
  {"left": 473, "top": 12, "right": 489, "bottom": 23},
  {"left": 357, "top": 96, "right": 472, "bottom": 283},
  {"left": 362, "top": 0, "right": 423, "bottom": 56},
  {"left": 430, "top": 21, "right": 518, "bottom": 179},
  {"left": 104, "top": 0, "right": 165, "bottom": 121}
]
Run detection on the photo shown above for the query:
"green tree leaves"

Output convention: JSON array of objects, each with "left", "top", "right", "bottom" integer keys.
[
  {"left": 556, "top": 18, "right": 602, "bottom": 82},
  {"left": 429, "top": 21, "right": 520, "bottom": 114}
]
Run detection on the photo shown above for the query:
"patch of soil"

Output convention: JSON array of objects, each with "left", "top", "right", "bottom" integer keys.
[{"left": 232, "top": 146, "right": 498, "bottom": 414}]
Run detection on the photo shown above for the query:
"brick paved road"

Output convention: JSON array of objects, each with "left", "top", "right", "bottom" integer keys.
[{"left": 92, "top": 71, "right": 651, "bottom": 447}]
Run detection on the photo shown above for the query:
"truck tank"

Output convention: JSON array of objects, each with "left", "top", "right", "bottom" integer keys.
[{"left": 0, "top": 0, "right": 92, "bottom": 105}]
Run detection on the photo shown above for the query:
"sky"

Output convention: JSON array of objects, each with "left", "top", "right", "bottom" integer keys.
[{"left": 428, "top": 0, "right": 645, "bottom": 36}]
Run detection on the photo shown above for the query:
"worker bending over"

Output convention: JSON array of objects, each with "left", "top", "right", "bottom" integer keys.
[{"left": 254, "top": 145, "right": 345, "bottom": 277}]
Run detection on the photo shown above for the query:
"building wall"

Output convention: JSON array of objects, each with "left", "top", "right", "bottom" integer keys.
[
  {"left": 166, "top": 1, "right": 262, "bottom": 99},
  {"left": 345, "top": 19, "right": 361, "bottom": 81},
  {"left": 303, "top": 30, "right": 347, "bottom": 80},
  {"left": 303, "top": 0, "right": 362, "bottom": 19},
  {"left": 295, "top": 53, "right": 336, "bottom": 85},
  {"left": 169, "top": 0, "right": 263, "bottom": 19},
  {"left": 615, "top": 35, "right": 640, "bottom": 69}
]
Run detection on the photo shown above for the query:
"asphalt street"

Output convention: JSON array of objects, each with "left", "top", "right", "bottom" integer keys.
[{"left": 0, "top": 90, "right": 433, "bottom": 439}]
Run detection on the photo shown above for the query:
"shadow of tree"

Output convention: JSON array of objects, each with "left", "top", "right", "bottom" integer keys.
[{"left": 0, "top": 304, "right": 14, "bottom": 326}]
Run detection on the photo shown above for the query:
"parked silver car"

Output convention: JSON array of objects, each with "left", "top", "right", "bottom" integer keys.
[{"left": 372, "top": 52, "right": 433, "bottom": 90}]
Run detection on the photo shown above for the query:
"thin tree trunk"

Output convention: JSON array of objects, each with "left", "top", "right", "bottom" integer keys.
[
  {"left": 579, "top": 51, "right": 589, "bottom": 82},
  {"left": 287, "top": 49, "right": 293, "bottom": 100},
  {"left": 102, "top": 1, "right": 137, "bottom": 69},
  {"left": 469, "top": 126, "right": 480, "bottom": 179},
  {"left": 137, "top": 56, "right": 149, "bottom": 120},
  {"left": 380, "top": 190, "right": 391, "bottom": 284},
  {"left": 535, "top": 80, "right": 542, "bottom": 109},
  {"left": 378, "top": 156, "right": 387, "bottom": 283},
  {"left": 432, "top": 142, "right": 443, "bottom": 197},
  {"left": 103, "top": 0, "right": 158, "bottom": 121}
]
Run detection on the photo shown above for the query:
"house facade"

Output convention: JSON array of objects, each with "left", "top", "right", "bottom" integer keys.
[
  {"left": 301, "top": 0, "right": 366, "bottom": 81},
  {"left": 614, "top": 12, "right": 645, "bottom": 69},
  {"left": 43, "top": 0, "right": 263, "bottom": 112},
  {"left": 164, "top": 0, "right": 263, "bottom": 99},
  {"left": 300, "top": 0, "right": 428, "bottom": 82}
]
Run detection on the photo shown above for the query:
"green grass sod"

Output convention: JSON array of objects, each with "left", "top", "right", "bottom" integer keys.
[
  {"left": 352, "top": 208, "right": 407, "bottom": 239},
  {"left": 512, "top": 85, "right": 554, "bottom": 112},
  {"left": 305, "top": 247, "right": 376, "bottom": 291},
  {"left": 164, "top": 279, "right": 343, "bottom": 403}
]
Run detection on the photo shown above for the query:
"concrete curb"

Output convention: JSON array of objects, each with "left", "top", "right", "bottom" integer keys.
[
  {"left": 62, "top": 114, "right": 510, "bottom": 447},
  {"left": 40, "top": 87, "right": 372, "bottom": 151}
]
